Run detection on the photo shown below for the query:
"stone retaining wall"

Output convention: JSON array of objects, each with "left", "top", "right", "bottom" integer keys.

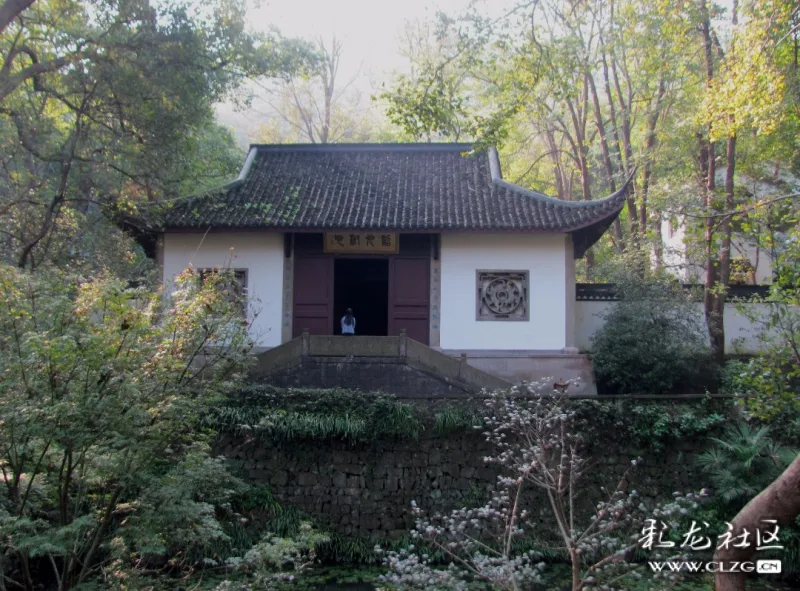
[{"left": 217, "top": 430, "right": 706, "bottom": 538}]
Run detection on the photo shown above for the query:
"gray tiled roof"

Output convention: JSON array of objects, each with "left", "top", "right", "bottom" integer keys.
[{"left": 157, "top": 143, "right": 628, "bottom": 254}]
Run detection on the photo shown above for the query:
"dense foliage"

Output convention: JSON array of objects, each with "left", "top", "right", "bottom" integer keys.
[
  {"left": 573, "top": 397, "right": 729, "bottom": 452},
  {"left": 0, "top": 0, "right": 315, "bottom": 272},
  {"left": 0, "top": 265, "right": 253, "bottom": 588},
  {"left": 590, "top": 275, "right": 715, "bottom": 394},
  {"left": 697, "top": 422, "right": 797, "bottom": 509},
  {"left": 0, "top": 0, "right": 796, "bottom": 587},
  {"left": 692, "top": 421, "right": 800, "bottom": 579}
]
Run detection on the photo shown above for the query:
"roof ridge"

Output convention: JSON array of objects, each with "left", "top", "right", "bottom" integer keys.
[
  {"left": 487, "top": 146, "right": 631, "bottom": 210},
  {"left": 247, "top": 142, "right": 477, "bottom": 152}
]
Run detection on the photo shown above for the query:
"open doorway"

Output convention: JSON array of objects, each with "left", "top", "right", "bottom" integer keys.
[{"left": 333, "top": 258, "right": 389, "bottom": 336}]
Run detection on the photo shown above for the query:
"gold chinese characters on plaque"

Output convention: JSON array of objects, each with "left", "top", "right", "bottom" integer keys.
[{"left": 324, "top": 232, "right": 399, "bottom": 254}]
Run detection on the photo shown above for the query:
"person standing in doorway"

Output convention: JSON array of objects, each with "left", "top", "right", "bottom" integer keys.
[{"left": 341, "top": 308, "right": 356, "bottom": 335}]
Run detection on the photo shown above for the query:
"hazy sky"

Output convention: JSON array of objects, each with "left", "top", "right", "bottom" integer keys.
[
  {"left": 249, "top": 0, "right": 484, "bottom": 83},
  {"left": 216, "top": 0, "right": 515, "bottom": 145}
]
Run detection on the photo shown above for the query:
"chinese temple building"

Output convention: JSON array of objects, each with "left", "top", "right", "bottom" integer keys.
[{"left": 144, "top": 143, "right": 629, "bottom": 394}]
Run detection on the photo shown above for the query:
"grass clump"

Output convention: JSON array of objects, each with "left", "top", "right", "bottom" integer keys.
[{"left": 210, "top": 385, "right": 422, "bottom": 444}]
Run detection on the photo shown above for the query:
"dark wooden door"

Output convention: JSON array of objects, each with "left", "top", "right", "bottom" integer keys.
[
  {"left": 388, "top": 257, "right": 430, "bottom": 345},
  {"left": 293, "top": 256, "right": 333, "bottom": 337}
]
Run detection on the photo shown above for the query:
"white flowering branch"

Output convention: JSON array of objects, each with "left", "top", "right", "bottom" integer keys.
[{"left": 381, "top": 380, "right": 703, "bottom": 590}]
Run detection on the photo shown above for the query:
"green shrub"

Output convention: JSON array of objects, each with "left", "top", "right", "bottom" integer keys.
[
  {"left": 0, "top": 265, "right": 254, "bottom": 588},
  {"left": 574, "top": 397, "right": 730, "bottom": 450},
  {"left": 590, "top": 275, "right": 715, "bottom": 394}
]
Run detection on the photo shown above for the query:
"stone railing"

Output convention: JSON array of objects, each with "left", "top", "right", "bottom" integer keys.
[{"left": 404, "top": 337, "right": 511, "bottom": 392}]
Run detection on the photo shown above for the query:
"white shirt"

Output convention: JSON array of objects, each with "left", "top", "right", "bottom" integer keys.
[{"left": 341, "top": 315, "right": 356, "bottom": 334}]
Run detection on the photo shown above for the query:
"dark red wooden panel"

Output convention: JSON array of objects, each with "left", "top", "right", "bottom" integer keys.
[
  {"left": 293, "top": 256, "right": 333, "bottom": 337},
  {"left": 388, "top": 257, "right": 430, "bottom": 345}
]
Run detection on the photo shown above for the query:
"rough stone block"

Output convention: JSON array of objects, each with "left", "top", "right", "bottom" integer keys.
[
  {"left": 270, "top": 472, "right": 288, "bottom": 487},
  {"left": 345, "top": 464, "right": 363, "bottom": 475},
  {"left": 297, "top": 473, "right": 316, "bottom": 486}
]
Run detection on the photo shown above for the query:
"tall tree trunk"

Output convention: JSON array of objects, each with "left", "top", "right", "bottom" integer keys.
[
  {"left": 719, "top": 134, "right": 736, "bottom": 289},
  {"left": 653, "top": 213, "right": 664, "bottom": 271},
  {"left": 587, "top": 71, "right": 625, "bottom": 250},
  {"left": 578, "top": 143, "right": 595, "bottom": 272},
  {"left": 601, "top": 44, "right": 640, "bottom": 241},
  {"left": 700, "top": 0, "right": 726, "bottom": 364},
  {"left": 715, "top": 454, "right": 800, "bottom": 591},
  {"left": 640, "top": 73, "right": 666, "bottom": 233},
  {"left": 565, "top": 81, "right": 594, "bottom": 273},
  {"left": 545, "top": 126, "right": 569, "bottom": 200},
  {"left": 717, "top": 2, "right": 739, "bottom": 359}
]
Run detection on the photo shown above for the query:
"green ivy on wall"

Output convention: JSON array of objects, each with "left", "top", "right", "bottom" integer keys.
[{"left": 572, "top": 397, "right": 732, "bottom": 451}]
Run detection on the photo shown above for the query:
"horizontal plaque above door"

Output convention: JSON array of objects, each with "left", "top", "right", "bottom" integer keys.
[{"left": 324, "top": 232, "right": 399, "bottom": 254}]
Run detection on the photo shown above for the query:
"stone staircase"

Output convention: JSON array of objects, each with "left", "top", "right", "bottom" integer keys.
[{"left": 251, "top": 331, "right": 513, "bottom": 397}]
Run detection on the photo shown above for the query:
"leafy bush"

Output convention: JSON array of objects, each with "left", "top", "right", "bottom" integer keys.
[
  {"left": 434, "top": 406, "right": 483, "bottom": 436},
  {"left": 113, "top": 450, "right": 251, "bottom": 567},
  {"left": 721, "top": 222, "right": 800, "bottom": 420},
  {"left": 590, "top": 275, "right": 715, "bottom": 394},
  {"left": 574, "top": 397, "right": 730, "bottom": 451},
  {"left": 0, "top": 265, "right": 254, "bottom": 588}
]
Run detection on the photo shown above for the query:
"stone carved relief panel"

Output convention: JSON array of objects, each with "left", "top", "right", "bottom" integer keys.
[{"left": 476, "top": 270, "right": 529, "bottom": 321}]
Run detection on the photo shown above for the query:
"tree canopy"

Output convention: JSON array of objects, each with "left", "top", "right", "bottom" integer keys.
[{"left": 0, "top": 0, "right": 316, "bottom": 270}]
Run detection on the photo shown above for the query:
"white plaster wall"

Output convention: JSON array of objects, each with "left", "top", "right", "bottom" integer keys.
[
  {"left": 440, "top": 234, "right": 568, "bottom": 350},
  {"left": 575, "top": 301, "right": 609, "bottom": 351},
  {"left": 731, "top": 239, "right": 773, "bottom": 285},
  {"left": 575, "top": 300, "right": 790, "bottom": 355},
  {"left": 659, "top": 219, "right": 773, "bottom": 285},
  {"left": 724, "top": 304, "right": 775, "bottom": 353},
  {"left": 162, "top": 232, "right": 284, "bottom": 348},
  {"left": 659, "top": 219, "right": 692, "bottom": 282}
]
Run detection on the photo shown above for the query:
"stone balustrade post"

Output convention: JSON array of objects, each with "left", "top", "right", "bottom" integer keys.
[
  {"left": 301, "top": 329, "right": 310, "bottom": 357},
  {"left": 459, "top": 352, "right": 468, "bottom": 380},
  {"left": 398, "top": 328, "right": 407, "bottom": 357}
]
